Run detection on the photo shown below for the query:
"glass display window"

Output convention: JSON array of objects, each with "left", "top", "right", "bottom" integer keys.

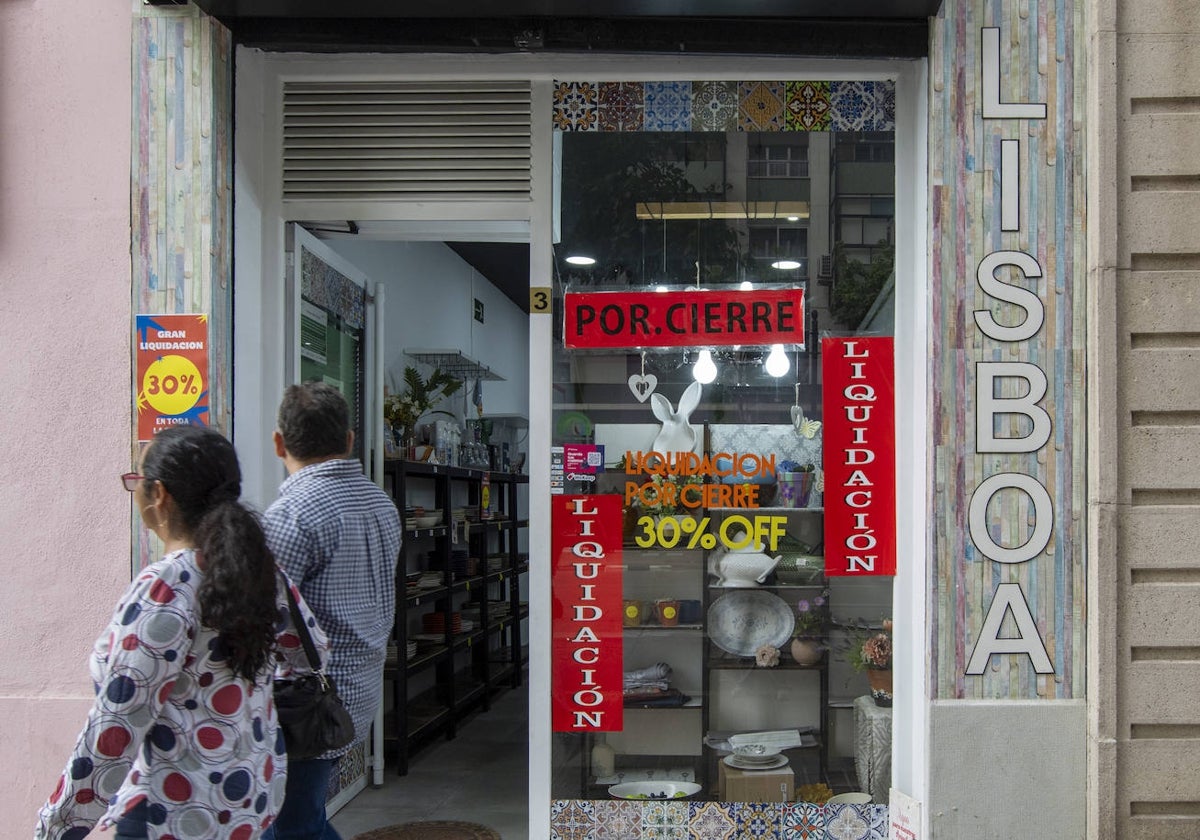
[{"left": 548, "top": 117, "right": 898, "bottom": 805}]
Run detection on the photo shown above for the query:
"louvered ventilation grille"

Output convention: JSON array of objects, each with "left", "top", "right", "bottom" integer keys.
[{"left": 282, "top": 81, "right": 532, "bottom": 202}]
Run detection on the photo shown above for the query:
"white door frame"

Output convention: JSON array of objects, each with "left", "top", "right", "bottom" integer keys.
[{"left": 234, "top": 48, "right": 929, "bottom": 838}]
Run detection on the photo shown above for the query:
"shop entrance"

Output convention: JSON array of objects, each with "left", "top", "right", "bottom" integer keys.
[
  {"left": 286, "top": 221, "right": 533, "bottom": 836},
  {"left": 234, "top": 51, "right": 927, "bottom": 839}
]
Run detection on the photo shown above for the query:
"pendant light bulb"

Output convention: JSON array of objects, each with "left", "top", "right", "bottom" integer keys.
[
  {"left": 693, "top": 349, "right": 718, "bottom": 384},
  {"left": 765, "top": 344, "right": 790, "bottom": 377}
]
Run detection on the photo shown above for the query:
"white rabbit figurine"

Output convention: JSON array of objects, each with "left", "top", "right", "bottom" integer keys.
[{"left": 650, "top": 380, "right": 702, "bottom": 456}]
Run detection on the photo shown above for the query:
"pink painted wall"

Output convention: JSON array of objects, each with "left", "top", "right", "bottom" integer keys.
[{"left": 0, "top": 1, "right": 133, "bottom": 828}]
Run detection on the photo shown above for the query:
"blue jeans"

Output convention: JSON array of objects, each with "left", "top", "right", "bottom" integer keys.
[{"left": 262, "top": 756, "right": 343, "bottom": 840}]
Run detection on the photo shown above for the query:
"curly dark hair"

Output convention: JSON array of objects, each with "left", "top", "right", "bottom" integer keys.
[
  {"left": 276, "top": 381, "right": 350, "bottom": 460},
  {"left": 140, "top": 425, "right": 278, "bottom": 681}
]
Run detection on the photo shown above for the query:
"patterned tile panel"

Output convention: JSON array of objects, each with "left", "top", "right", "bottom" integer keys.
[
  {"left": 598, "top": 81, "right": 644, "bottom": 131},
  {"left": 689, "top": 801, "right": 738, "bottom": 840},
  {"left": 552, "top": 801, "right": 887, "bottom": 839},
  {"left": 785, "top": 81, "right": 832, "bottom": 131},
  {"left": 552, "top": 799, "right": 599, "bottom": 840},
  {"left": 692, "top": 81, "right": 739, "bottom": 132},
  {"left": 739, "top": 81, "right": 786, "bottom": 131},
  {"left": 729, "top": 802, "right": 783, "bottom": 838},
  {"left": 552, "top": 80, "right": 895, "bottom": 132},
  {"left": 593, "top": 800, "right": 642, "bottom": 840},
  {"left": 643, "top": 81, "right": 693, "bottom": 131},
  {"left": 301, "top": 247, "right": 365, "bottom": 329},
  {"left": 781, "top": 802, "right": 826, "bottom": 838},
  {"left": 643, "top": 799, "right": 689, "bottom": 838},
  {"left": 553, "top": 81, "right": 600, "bottom": 131},
  {"left": 829, "top": 81, "right": 874, "bottom": 132}
]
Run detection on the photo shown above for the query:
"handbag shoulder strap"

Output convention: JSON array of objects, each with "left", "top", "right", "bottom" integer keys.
[{"left": 283, "top": 581, "right": 324, "bottom": 673}]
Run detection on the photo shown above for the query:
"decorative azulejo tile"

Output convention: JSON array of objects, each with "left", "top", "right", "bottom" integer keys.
[
  {"left": 728, "top": 802, "right": 781, "bottom": 838},
  {"left": 823, "top": 803, "right": 888, "bottom": 840},
  {"left": 553, "top": 81, "right": 600, "bottom": 131},
  {"left": 873, "top": 80, "right": 896, "bottom": 130},
  {"left": 592, "top": 800, "right": 642, "bottom": 840},
  {"left": 785, "top": 81, "right": 832, "bottom": 131},
  {"left": 689, "top": 801, "right": 737, "bottom": 840},
  {"left": 551, "top": 799, "right": 598, "bottom": 840},
  {"left": 739, "top": 81, "right": 785, "bottom": 131},
  {"left": 643, "top": 81, "right": 692, "bottom": 131},
  {"left": 692, "top": 80, "right": 739, "bottom": 132},
  {"left": 781, "top": 802, "right": 826, "bottom": 839},
  {"left": 830, "top": 81, "right": 874, "bottom": 131},
  {"left": 643, "top": 799, "right": 688, "bottom": 831},
  {"left": 598, "top": 81, "right": 644, "bottom": 131}
]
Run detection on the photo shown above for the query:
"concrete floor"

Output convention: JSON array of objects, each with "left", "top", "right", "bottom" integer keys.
[{"left": 332, "top": 684, "right": 530, "bottom": 840}]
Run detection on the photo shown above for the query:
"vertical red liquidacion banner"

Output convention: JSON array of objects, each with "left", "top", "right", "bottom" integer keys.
[
  {"left": 822, "top": 337, "right": 897, "bottom": 577},
  {"left": 551, "top": 495, "right": 624, "bottom": 732}
]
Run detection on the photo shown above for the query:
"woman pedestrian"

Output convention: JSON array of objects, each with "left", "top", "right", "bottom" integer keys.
[{"left": 35, "top": 425, "right": 327, "bottom": 840}]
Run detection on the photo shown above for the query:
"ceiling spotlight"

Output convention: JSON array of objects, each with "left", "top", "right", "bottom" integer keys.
[
  {"left": 786, "top": 215, "right": 800, "bottom": 222},
  {"left": 764, "top": 344, "right": 790, "bottom": 377},
  {"left": 565, "top": 255, "right": 596, "bottom": 266},
  {"left": 740, "top": 280, "right": 754, "bottom": 290},
  {"left": 693, "top": 349, "right": 718, "bottom": 384},
  {"left": 655, "top": 284, "right": 669, "bottom": 292},
  {"left": 771, "top": 259, "right": 802, "bottom": 270}
]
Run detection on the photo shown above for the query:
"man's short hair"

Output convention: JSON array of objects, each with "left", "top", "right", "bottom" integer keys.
[{"left": 276, "top": 382, "right": 350, "bottom": 459}]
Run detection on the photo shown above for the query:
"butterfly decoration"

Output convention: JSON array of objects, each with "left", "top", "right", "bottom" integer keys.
[{"left": 790, "top": 404, "right": 822, "bottom": 439}]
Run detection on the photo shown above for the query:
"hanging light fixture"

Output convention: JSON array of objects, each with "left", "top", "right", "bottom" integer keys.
[
  {"left": 764, "top": 344, "right": 790, "bottom": 377},
  {"left": 693, "top": 349, "right": 718, "bottom": 384},
  {"left": 565, "top": 254, "right": 596, "bottom": 266},
  {"left": 770, "top": 259, "right": 802, "bottom": 270}
]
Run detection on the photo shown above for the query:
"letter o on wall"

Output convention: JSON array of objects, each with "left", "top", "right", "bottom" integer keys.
[{"left": 968, "top": 472, "right": 1053, "bottom": 564}]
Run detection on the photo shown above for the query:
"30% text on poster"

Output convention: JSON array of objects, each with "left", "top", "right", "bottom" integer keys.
[{"left": 631, "top": 514, "right": 788, "bottom": 551}]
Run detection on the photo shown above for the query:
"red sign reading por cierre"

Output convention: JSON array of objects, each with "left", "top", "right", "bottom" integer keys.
[
  {"left": 563, "top": 288, "right": 805, "bottom": 349},
  {"left": 551, "top": 495, "right": 624, "bottom": 732},
  {"left": 822, "top": 337, "right": 896, "bottom": 577}
]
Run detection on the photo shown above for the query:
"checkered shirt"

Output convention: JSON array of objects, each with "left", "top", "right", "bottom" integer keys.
[{"left": 264, "top": 458, "right": 401, "bottom": 757}]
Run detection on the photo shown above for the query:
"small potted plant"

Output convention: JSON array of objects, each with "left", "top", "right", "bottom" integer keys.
[
  {"left": 383, "top": 366, "right": 462, "bottom": 458},
  {"left": 790, "top": 591, "right": 830, "bottom": 665},
  {"left": 842, "top": 619, "right": 894, "bottom": 706}
]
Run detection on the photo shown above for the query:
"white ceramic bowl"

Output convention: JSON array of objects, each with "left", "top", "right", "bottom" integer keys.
[
  {"left": 732, "top": 743, "right": 782, "bottom": 761},
  {"left": 608, "top": 781, "right": 701, "bottom": 800},
  {"left": 826, "top": 792, "right": 873, "bottom": 805},
  {"left": 409, "top": 514, "right": 442, "bottom": 529}
]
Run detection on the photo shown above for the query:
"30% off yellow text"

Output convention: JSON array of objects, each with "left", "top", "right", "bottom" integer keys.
[{"left": 632, "top": 514, "right": 788, "bottom": 551}]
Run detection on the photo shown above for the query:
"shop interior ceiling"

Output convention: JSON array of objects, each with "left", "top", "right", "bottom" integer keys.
[{"left": 189, "top": 2, "right": 937, "bottom": 56}]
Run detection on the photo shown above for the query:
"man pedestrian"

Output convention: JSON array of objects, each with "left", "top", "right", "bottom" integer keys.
[{"left": 262, "top": 382, "right": 402, "bottom": 840}]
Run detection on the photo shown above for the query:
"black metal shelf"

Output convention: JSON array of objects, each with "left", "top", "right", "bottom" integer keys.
[{"left": 386, "top": 457, "right": 528, "bottom": 776}]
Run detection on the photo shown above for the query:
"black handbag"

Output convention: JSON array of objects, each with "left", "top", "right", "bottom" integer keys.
[{"left": 274, "top": 586, "right": 355, "bottom": 760}]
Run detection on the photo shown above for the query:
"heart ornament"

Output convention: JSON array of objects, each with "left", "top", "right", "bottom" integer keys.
[{"left": 628, "top": 373, "right": 658, "bottom": 402}]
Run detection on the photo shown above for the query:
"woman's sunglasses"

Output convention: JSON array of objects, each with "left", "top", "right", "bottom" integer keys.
[{"left": 121, "top": 472, "right": 147, "bottom": 492}]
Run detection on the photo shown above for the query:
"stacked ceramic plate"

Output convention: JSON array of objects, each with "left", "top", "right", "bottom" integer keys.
[
  {"left": 723, "top": 743, "right": 788, "bottom": 771},
  {"left": 414, "top": 571, "right": 442, "bottom": 590},
  {"left": 405, "top": 640, "right": 418, "bottom": 660},
  {"left": 422, "top": 611, "right": 463, "bottom": 635}
]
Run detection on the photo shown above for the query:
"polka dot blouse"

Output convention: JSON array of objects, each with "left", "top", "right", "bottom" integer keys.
[{"left": 35, "top": 549, "right": 326, "bottom": 840}]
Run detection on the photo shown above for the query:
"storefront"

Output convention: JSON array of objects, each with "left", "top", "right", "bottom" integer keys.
[
  {"left": 16, "top": 0, "right": 1156, "bottom": 836},
  {"left": 217, "top": 3, "right": 1086, "bottom": 826}
]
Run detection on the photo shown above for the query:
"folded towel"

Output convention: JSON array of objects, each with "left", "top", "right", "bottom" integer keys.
[{"left": 624, "top": 662, "right": 671, "bottom": 687}]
